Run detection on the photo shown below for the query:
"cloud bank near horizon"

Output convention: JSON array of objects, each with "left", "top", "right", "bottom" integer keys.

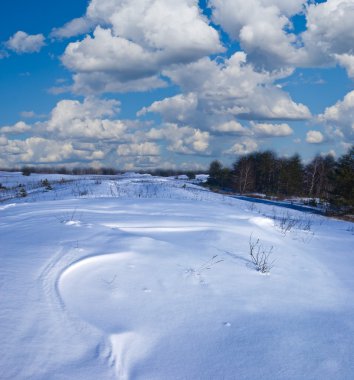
[{"left": 1, "top": 0, "right": 353, "bottom": 168}]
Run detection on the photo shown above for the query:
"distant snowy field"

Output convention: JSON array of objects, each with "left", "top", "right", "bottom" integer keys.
[{"left": 1, "top": 172, "right": 353, "bottom": 379}]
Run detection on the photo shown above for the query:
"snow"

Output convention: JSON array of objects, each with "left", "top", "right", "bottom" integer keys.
[{"left": 0, "top": 172, "right": 353, "bottom": 379}]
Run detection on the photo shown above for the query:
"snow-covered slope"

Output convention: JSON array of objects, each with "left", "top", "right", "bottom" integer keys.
[{"left": 0, "top": 173, "right": 353, "bottom": 379}]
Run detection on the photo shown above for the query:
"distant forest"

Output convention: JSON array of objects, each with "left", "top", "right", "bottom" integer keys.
[
  {"left": 1, "top": 146, "right": 353, "bottom": 214},
  {"left": 207, "top": 146, "right": 354, "bottom": 215},
  {"left": 11, "top": 166, "right": 202, "bottom": 179}
]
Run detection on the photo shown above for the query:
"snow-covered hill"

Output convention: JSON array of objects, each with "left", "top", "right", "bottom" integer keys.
[{"left": 0, "top": 172, "right": 353, "bottom": 379}]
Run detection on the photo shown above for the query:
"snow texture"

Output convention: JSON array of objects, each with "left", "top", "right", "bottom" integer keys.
[{"left": 0, "top": 172, "right": 353, "bottom": 379}]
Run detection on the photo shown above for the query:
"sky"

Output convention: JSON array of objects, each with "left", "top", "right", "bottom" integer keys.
[{"left": 0, "top": 0, "right": 354, "bottom": 170}]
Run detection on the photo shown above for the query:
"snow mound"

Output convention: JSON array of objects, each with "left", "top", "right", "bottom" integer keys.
[{"left": 1, "top": 172, "right": 353, "bottom": 379}]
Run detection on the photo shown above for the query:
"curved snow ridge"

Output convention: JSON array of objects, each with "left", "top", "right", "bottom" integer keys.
[
  {"left": 249, "top": 216, "right": 274, "bottom": 229},
  {"left": 57, "top": 250, "right": 178, "bottom": 377},
  {"left": 58, "top": 251, "right": 164, "bottom": 333},
  {"left": 102, "top": 222, "right": 216, "bottom": 233},
  {"left": 0, "top": 203, "right": 16, "bottom": 210},
  {"left": 54, "top": 204, "right": 351, "bottom": 379}
]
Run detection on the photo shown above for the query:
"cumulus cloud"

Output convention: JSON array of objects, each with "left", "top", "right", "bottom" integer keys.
[
  {"left": 62, "top": 27, "right": 157, "bottom": 78},
  {"left": 209, "top": 0, "right": 354, "bottom": 76},
  {"left": 8, "top": 0, "right": 354, "bottom": 167},
  {"left": 210, "top": 0, "right": 307, "bottom": 68},
  {"left": 163, "top": 53, "right": 311, "bottom": 122},
  {"left": 1, "top": 98, "right": 212, "bottom": 167},
  {"left": 50, "top": 97, "right": 120, "bottom": 122},
  {"left": 44, "top": 97, "right": 129, "bottom": 141},
  {"left": 306, "top": 130, "right": 324, "bottom": 144},
  {"left": 6, "top": 31, "right": 45, "bottom": 54},
  {"left": 334, "top": 54, "right": 354, "bottom": 79},
  {"left": 138, "top": 93, "right": 198, "bottom": 123},
  {"left": 251, "top": 122, "right": 293, "bottom": 137},
  {"left": 53, "top": 0, "right": 354, "bottom": 90},
  {"left": 319, "top": 90, "right": 354, "bottom": 142},
  {"left": 0, "top": 121, "right": 31, "bottom": 134},
  {"left": 211, "top": 120, "right": 250, "bottom": 135},
  {"left": 117, "top": 142, "right": 160, "bottom": 156},
  {"left": 302, "top": 0, "right": 354, "bottom": 66},
  {"left": 3, "top": 137, "right": 74, "bottom": 164},
  {"left": 86, "top": 0, "right": 222, "bottom": 59},
  {"left": 224, "top": 138, "right": 258, "bottom": 155},
  {"left": 61, "top": 0, "right": 223, "bottom": 93},
  {"left": 147, "top": 123, "right": 210, "bottom": 155}
]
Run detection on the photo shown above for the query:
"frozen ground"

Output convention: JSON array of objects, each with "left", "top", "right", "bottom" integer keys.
[{"left": 0, "top": 172, "right": 353, "bottom": 379}]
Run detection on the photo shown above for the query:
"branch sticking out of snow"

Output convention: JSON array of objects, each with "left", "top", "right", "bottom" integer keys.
[{"left": 249, "top": 235, "right": 274, "bottom": 273}]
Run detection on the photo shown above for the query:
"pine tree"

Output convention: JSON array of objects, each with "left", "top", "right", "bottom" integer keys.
[
  {"left": 278, "top": 154, "right": 304, "bottom": 196},
  {"left": 330, "top": 146, "right": 354, "bottom": 212},
  {"left": 208, "top": 160, "right": 232, "bottom": 188}
]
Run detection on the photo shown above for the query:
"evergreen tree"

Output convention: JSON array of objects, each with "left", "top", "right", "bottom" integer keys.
[
  {"left": 278, "top": 154, "right": 304, "bottom": 196},
  {"left": 254, "top": 151, "right": 278, "bottom": 194},
  {"left": 207, "top": 160, "right": 232, "bottom": 189},
  {"left": 330, "top": 146, "right": 354, "bottom": 211},
  {"left": 21, "top": 166, "right": 31, "bottom": 176}
]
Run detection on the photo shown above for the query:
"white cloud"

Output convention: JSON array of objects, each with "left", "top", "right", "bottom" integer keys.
[
  {"left": 0, "top": 98, "right": 212, "bottom": 166},
  {"left": 164, "top": 53, "right": 311, "bottom": 121},
  {"left": 3, "top": 137, "right": 74, "bottom": 164},
  {"left": 306, "top": 131, "right": 324, "bottom": 144},
  {"left": 61, "top": 0, "right": 223, "bottom": 93},
  {"left": 138, "top": 93, "right": 198, "bottom": 123},
  {"left": 46, "top": 97, "right": 127, "bottom": 141},
  {"left": 251, "top": 122, "right": 293, "bottom": 137},
  {"left": 0, "top": 121, "right": 31, "bottom": 134},
  {"left": 71, "top": 72, "right": 166, "bottom": 94},
  {"left": 211, "top": 120, "right": 250, "bottom": 135},
  {"left": 334, "top": 54, "right": 354, "bottom": 79},
  {"left": 301, "top": 0, "right": 354, "bottom": 71},
  {"left": 224, "top": 138, "right": 258, "bottom": 155},
  {"left": 210, "top": 0, "right": 307, "bottom": 68},
  {"left": 63, "top": 27, "right": 157, "bottom": 77},
  {"left": 86, "top": 0, "right": 222, "bottom": 60},
  {"left": 322, "top": 149, "right": 336, "bottom": 158},
  {"left": 319, "top": 90, "right": 354, "bottom": 142},
  {"left": 6, "top": 31, "right": 45, "bottom": 54},
  {"left": 0, "top": 135, "right": 8, "bottom": 145},
  {"left": 209, "top": 0, "right": 354, "bottom": 76},
  {"left": 147, "top": 123, "right": 210, "bottom": 155},
  {"left": 51, "top": 17, "right": 94, "bottom": 39},
  {"left": 50, "top": 97, "right": 119, "bottom": 123},
  {"left": 259, "top": 0, "right": 305, "bottom": 15},
  {"left": 117, "top": 142, "right": 160, "bottom": 156}
]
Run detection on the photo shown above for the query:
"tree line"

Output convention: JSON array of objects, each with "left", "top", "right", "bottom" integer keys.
[
  {"left": 207, "top": 146, "right": 354, "bottom": 214},
  {"left": 2, "top": 165, "right": 203, "bottom": 179}
]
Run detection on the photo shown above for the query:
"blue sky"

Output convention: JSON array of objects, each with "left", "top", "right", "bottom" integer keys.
[{"left": 0, "top": 0, "right": 353, "bottom": 169}]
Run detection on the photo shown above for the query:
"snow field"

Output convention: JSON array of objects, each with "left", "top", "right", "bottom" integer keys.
[{"left": 0, "top": 173, "right": 353, "bottom": 379}]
